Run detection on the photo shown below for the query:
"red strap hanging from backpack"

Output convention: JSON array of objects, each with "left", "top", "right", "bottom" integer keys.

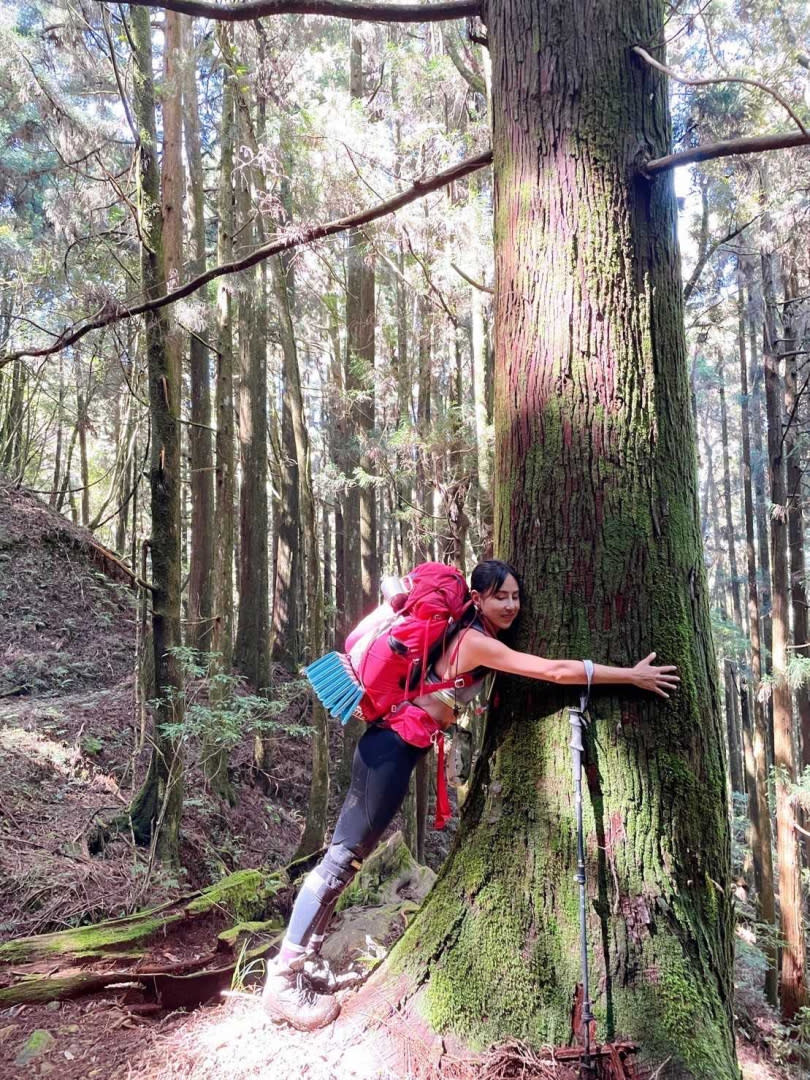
[{"left": 433, "top": 733, "right": 452, "bottom": 830}]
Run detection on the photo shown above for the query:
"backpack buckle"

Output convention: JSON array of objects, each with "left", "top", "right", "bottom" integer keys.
[{"left": 454, "top": 676, "right": 467, "bottom": 689}]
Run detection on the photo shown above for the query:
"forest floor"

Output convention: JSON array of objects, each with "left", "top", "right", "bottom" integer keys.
[{"left": 0, "top": 479, "right": 800, "bottom": 1079}]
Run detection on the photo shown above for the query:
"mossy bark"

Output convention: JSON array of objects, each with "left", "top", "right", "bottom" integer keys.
[{"left": 389, "top": 2, "right": 737, "bottom": 1077}]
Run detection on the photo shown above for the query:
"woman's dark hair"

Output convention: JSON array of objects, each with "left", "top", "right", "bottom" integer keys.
[
  {"left": 469, "top": 559, "right": 521, "bottom": 601},
  {"left": 418, "top": 560, "right": 522, "bottom": 681}
]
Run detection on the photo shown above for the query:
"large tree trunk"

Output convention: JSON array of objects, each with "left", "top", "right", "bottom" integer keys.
[
  {"left": 182, "top": 14, "right": 216, "bottom": 656},
  {"left": 127, "top": 6, "right": 184, "bottom": 865},
  {"left": 388, "top": 3, "right": 737, "bottom": 1074},
  {"left": 761, "top": 244, "right": 806, "bottom": 1019},
  {"left": 736, "top": 262, "right": 777, "bottom": 1004}
]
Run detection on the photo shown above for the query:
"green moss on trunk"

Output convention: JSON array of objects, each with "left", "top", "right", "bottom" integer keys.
[{"left": 390, "top": 1, "right": 737, "bottom": 1076}]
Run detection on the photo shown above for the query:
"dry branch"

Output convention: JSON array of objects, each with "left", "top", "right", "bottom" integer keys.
[
  {"left": 97, "top": 0, "right": 480, "bottom": 22},
  {"left": 1, "top": 150, "right": 493, "bottom": 365},
  {"left": 6, "top": 130, "right": 809, "bottom": 368},
  {"left": 644, "top": 130, "right": 810, "bottom": 175},
  {"left": 632, "top": 45, "right": 809, "bottom": 136}
]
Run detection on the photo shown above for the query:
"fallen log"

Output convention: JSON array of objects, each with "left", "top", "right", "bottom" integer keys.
[{"left": 0, "top": 868, "right": 288, "bottom": 1006}]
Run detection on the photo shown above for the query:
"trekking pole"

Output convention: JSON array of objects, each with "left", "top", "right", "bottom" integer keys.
[{"left": 569, "top": 660, "right": 595, "bottom": 1076}]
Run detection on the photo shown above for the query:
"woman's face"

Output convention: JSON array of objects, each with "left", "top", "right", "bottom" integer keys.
[{"left": 473, "top": 573, "right": 521, "bottom": 632}]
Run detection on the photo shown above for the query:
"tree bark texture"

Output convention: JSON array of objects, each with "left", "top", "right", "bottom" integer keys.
[{"left": 390, "top": 4, "right": 736, "bottom": 1075}]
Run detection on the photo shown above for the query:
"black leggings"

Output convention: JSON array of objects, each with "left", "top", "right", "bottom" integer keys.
[{"left": 285, "top": 725, "right": 427, "bottom": 949}]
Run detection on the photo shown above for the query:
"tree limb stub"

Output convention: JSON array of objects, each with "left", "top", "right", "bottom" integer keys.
[
  {"left": 1, "top": 150, "right": 493, "bottom": 365},
  {"left": 96, "top": 0, "right": 481, "bottom": 23}
]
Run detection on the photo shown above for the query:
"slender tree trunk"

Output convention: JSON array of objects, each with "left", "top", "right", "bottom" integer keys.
[
  {"left": 347, "top": 30, "right": 378, "bottom": 610},
  {"left": 723, "top": 660, "right": 744, "bottom": 795},
  {"left": 232, "top": 70, "right": 270, "bottom": 691},
  {"left": 717, "top": 354, "right": 742, "bottom": 627},
  {"left": 745, "top": 267, "right": 773, "bottom": 673},
  {"left": 1, "top": 357, "right": 25, "bottom": 480},
  {"left": 115, "top": 390, "right": 136, "bottom": 555},
  {"left": 271, "top": 385, "right": 302, "bottom": 668},
  {"left": 471, "top": 270, "right": 493, "bottom": 558},
  {"left": 206, "top": 24, "right": 237, "bottom": 802},
  {"left": 49, "top": 356, "right": 64, "bottom": 508},
  {"left": 415, "top": 293, "right": 433, "bottom": 561},
  {"left": 768, "top": 240, "right": 807, "bottom": 1015},
  {"left": 270, "top": 168, "right": 302, "bottom": 672},
  {"left": 77, "top": 386, "right": 90, "bottom": 526},
  {"left": 271, "top": 249, "right": 329, "bottom": 857},
  {"left": 704, "top": 435, "right": 727, "bottom": 618},
  {"left": 783, "top": 255, "right": 810, "bottom": 852},
  {"left": 339, "top": 27, "right": 377, "bottom": 790},
  {"left": 392, "top": 245, "right": 415, "bottom": 569},
  {"left": 389, "top": 4, "right": 737, "bottom": 1073},
  {"left": 325, "top": 293, "right": 345, "bottom": 645},
  {"left": 56, "top": 424, "right": 78, "bottom": 514},
  {"left": 737, "top": 261, "right": 777, "bottom": 1004},
  {"left": 127, "top": 5, "right": 184, "bottom": 865},
  {"left": 762, "top": 244, "right": 806, "bottom": 1019},
  {"left": 182, "top": 15, "right": 216, "bottom": 656}
]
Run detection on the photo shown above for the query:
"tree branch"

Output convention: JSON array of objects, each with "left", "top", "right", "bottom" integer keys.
[
  {"left": 97, "top": 0, "right": 480, "bottom": 23},
  {"left": 451, "top": 261, "right": 493, "bottom": 294},
  {"left": 632, "top": 45, "right": 809, "bottom": 137},
  {"left": 644, "top": 131, "right": 810, "bottom": 175},
  {"left": 1, "top": 150, "right": 492, "bottom": 365},
  {"left": 684, "top": 212, "right": 758, "bottom": 304}
]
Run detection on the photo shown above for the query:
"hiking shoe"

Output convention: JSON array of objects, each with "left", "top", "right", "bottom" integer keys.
[
  {"left": 304, "top": 954, "right": 337, "bottom": 993},
  {"left": 262, "top": 962, "right": 340, "bottom": 1031}
]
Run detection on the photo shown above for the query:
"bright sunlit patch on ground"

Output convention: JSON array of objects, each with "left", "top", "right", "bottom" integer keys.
[
  {"left": 0, "top": 724, "right": 80, "bottom": 776},
  {"left": 131, "top": 994, "right": 386, "bottom": 1080}
]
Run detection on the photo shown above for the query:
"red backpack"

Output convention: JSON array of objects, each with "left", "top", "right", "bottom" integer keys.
[{"left": 306, "top": 562, "right": 477, "bottom": 724}]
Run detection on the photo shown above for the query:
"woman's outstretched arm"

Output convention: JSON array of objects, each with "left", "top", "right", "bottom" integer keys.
[{"left": 457, "top": 633, "right": 679, "bottom": 699}]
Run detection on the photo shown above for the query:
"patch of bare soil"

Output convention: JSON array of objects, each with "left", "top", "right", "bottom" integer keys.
[{"left": 0, "top": 479, "right": 137, "bottom": 698}]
